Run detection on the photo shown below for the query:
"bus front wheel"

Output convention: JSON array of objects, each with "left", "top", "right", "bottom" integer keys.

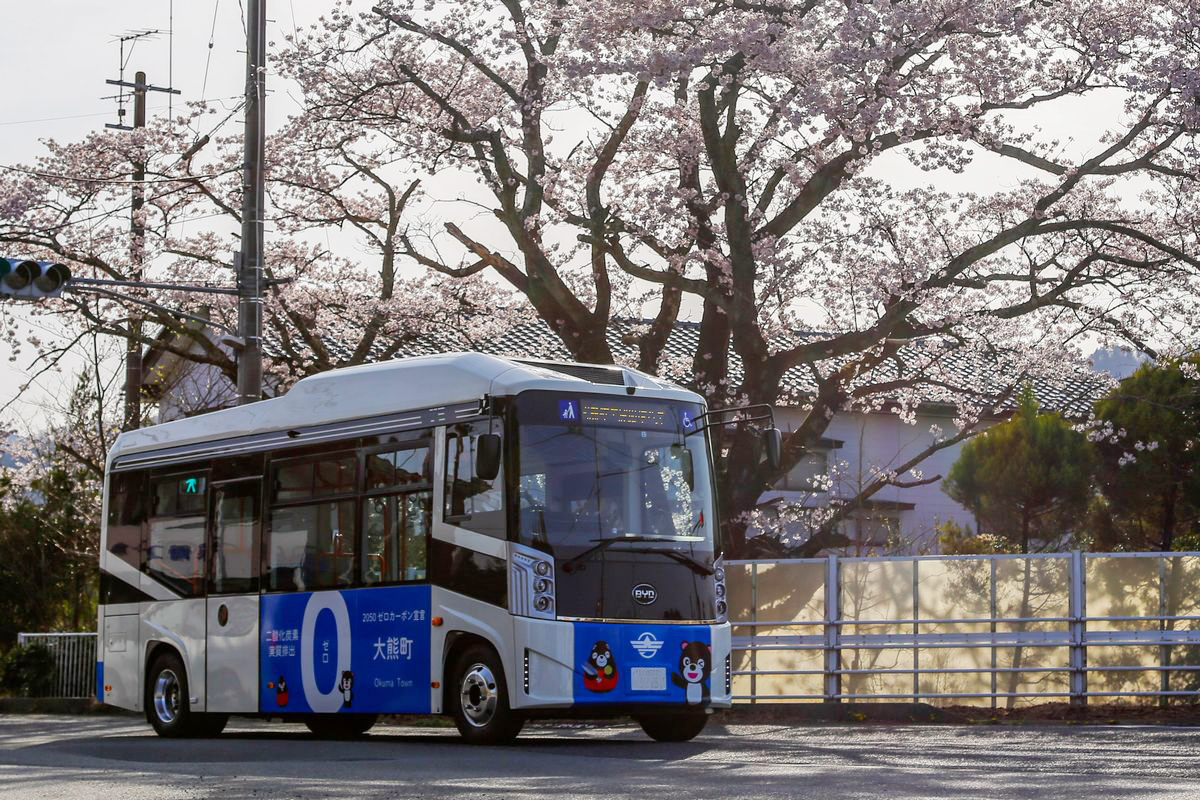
[
  {"left": 448, "top": 643, "right": 524, "bottom": 745},
  {"left": 635, "top": 711, "right": 708, "bottom": 742},
  {"left": 145, "top": 652, "right": 227, "bottom": 738}
]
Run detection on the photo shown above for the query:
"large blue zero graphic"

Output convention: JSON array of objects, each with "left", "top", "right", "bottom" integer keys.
[{"left": 260, "top": 585, "right": 432, "bottom": 714}]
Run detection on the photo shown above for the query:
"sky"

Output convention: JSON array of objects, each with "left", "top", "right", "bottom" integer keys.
[
  {"left": 0, "top": 0, "right": 336, "bottom": 429},
  {"left": 0, "top": 1, "right": 1129, "bottom": 435}
]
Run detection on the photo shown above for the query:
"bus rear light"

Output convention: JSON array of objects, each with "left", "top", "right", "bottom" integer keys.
[
  {"left": 431, "top": 617, "right": 443, "bottom": 627},
  {"left": 431, "top": 681, "right": 440, "bottom": 689},
  {"left": 534, "top": 596, "right": 552, "bottom": 612}
]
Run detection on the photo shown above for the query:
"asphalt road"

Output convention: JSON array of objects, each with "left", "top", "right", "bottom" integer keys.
[{"left": 0, "top": 714, "right": 1197, "bottom": 799}]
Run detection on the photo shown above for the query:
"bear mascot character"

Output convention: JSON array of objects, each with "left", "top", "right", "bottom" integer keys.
[
  {"left": 338, "top": 670, "right": 354, "bottom": 708},
  {"left": 671, "top": 641, "right": 711, "bottom": 704},
  {"left": 582, "top": 640, "right": 619, "bottom": 693}
]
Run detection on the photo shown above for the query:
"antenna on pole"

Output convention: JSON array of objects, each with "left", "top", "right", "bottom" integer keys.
[
  {"left": 102, "top": 31, "right": 180, "bottom": 430},
  {"left": 104, "top": 31, "right": 179, "bottom": 131}
]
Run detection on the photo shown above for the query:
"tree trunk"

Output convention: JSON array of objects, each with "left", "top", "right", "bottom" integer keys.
[{"left": 1161, "top": 486, "right": 1177, "bottom": 552}]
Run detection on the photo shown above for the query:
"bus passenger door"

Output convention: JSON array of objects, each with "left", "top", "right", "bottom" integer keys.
[{"left": 206, "top": 479, "right": 262, "bottom": 713}]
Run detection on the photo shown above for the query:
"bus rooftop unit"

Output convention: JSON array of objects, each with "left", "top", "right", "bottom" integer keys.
[{"left": 97, "top": 352, "right": 760, "bottom": 743}]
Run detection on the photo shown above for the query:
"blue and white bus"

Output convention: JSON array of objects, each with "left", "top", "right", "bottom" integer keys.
[{"left": 97, "top": 353, "right": 772, "bottom": 743}]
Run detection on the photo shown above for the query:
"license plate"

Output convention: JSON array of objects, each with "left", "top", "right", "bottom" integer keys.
[{"left": 630, "top": 667, "right": 666, "bottom": 691}]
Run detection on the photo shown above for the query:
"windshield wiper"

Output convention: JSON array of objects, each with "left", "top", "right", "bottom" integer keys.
[{"left": 561, "top": 535, "right": 714, "bottom": 576}]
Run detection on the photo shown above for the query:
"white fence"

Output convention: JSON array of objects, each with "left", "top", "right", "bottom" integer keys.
[
  {"left": 729, "top": 552, "right": 1200, "bottom": 706},
  {"left": 15, "top": 633, "right": 97, "bottom": 699}
]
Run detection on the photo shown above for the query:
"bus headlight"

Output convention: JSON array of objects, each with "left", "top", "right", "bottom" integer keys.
[{"left": 510, "top": 543, "right": 556, "bottom": 620}]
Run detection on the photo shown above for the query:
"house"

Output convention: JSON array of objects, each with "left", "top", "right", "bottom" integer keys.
[{"left": 139, "top": 319, "right": 1105, "bottom": 553}]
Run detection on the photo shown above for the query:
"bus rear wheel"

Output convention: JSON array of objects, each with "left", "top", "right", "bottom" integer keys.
[
  {"left": 636, "top": 711, "right": 708, "bottom": 742},
  {"left": 448, "top": 643, "right": 524, "bottom": 745},
  {"left": 145, "top": 652, "right": 227, "bottom": 738},
  {"left": 304, "top": 714, "right": 378, "bottom": 739}
]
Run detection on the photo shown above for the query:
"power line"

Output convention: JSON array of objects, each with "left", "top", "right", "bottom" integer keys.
[
  {"left": 201, "top": 0, "right": 222, "bottom": 100},
  {"left": 0, "top": 163, "right": 236, "bottom": 186},
  {"left": 0, "top": 95, "right": 241, "bottom": 128}
]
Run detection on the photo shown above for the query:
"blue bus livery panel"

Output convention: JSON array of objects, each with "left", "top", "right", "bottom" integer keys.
[
  {"left": 260, "top": 586, "right": 433, "bottom": 714},
  {"left": 571, "top": 622, "right": 713, "bottom": 706},
  {"left": 258, "top": 586, "right": 711, "bottom": 713}
]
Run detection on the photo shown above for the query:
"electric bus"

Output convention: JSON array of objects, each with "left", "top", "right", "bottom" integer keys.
[{"left": 97, "top": 353, "right": 774, "bottom": 743}]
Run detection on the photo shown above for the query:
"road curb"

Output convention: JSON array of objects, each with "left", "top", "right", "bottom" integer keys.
[
  {"left": 717, "top": 702, "right": 948, "bottom": 724},
  {"left": 0, "top": 697, "right": 135, "bottom": 715}
]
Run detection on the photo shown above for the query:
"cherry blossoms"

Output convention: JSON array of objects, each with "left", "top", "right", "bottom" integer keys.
[{"left": 3, "top": 0, "right": 1199, "bottom": 553}]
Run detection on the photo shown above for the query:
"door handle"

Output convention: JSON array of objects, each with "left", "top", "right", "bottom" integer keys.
[{"left": 217, "top": 604, "right": 229, "bottom": 627}]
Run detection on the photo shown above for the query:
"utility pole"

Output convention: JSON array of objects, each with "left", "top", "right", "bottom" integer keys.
[
  {"left": 105, "top": 37, "right": 178, "bottom": 430},
  {"left": 236, "top": 0, "right": 267, "bottom": 404},
  {"left": 122, "top": 72, "right": 147, "bottom": 432}
]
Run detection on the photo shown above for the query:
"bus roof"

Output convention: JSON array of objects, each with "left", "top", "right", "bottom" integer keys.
[{"left": 108, "top": 352, "right": 701, "bottom": 466}]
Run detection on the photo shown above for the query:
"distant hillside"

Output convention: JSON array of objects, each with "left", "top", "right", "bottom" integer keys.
[{"left": 1089, "top": 346, "right": 1148, "bottom": 380}]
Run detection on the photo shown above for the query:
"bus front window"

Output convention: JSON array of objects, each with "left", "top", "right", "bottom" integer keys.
[{"left": 514, "top": 393, "right": 716, "bottom": 561}]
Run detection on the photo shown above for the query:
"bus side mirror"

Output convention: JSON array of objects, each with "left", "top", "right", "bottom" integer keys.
[
  {"left": 475, "top": 434, "right": 502, "bottom": 481},
  {"left": 671, "top": 445, "right": 695, "bottom": 490},
  {"left": 763, "top": 428, "right": 783, "bottom": 471}
]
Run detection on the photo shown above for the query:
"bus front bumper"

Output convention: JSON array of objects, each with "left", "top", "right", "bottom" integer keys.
[{"left": 512, "top": 617, "right": 733, "bottom": 711}]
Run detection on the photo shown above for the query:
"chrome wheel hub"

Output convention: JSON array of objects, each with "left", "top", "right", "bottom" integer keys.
[
  {"left": 460, "top": 663, "right": 498, "bottom": 728},
  {"left": 153, "top": 668, "right": 182, "bottom": 725}
]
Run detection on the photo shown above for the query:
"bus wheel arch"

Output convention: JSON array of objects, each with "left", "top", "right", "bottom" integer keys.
[
  {"left": 441, "top": 631, "right": 491, "bottom": 702},
  {"left": 442, "top": 633, "right": 524, "bottom": 744},
  {"left": 143, "top": 643, "right": 226, "bottom": 738}
]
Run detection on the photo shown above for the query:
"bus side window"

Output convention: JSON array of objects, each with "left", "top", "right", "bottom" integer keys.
[
  {"left": 363, "top": 441, "right": 432, "bottom": 585},
  {"left": 444, "top": 424, "right": 505, "bottom": 538},
  {"left": 106, "top": 471, "right": 147, "bottom": 570},
  {"left": 265, "top": 451, "right": 358, "bottom": 592}
]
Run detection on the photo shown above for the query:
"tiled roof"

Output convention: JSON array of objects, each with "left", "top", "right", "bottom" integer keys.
[{"left": 293, "top": 318, "right": 1106, "bottom": 417}]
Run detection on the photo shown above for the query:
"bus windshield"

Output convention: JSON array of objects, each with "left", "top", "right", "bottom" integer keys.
[{"left": 513, "top": 391, "right": 716, "bottom": 559}]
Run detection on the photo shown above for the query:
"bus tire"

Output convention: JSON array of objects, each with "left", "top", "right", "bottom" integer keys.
[
  {"left": 304, "top": 714, "right": 378, "bottom": 739},
  {"left": 635, "top": 711, "right": 708, "bottom": 742},
  {"left": 448, "top": 643, "right": 524, "bottom": 745},
  {"left": 145, "top": 652, "right": 209, "bottom": 738}
]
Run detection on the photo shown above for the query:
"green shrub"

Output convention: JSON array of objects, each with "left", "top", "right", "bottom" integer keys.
[{"left": 0, "top": 643, "right": 59, "bottom": 697}]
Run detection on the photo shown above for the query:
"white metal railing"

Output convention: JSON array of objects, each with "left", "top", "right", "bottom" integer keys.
[
  {"left": 728, "top": 551, "right": 1200, "bottom": 706},
  {"left": 15, "top": 632, "right": 97, "bottom": 699}
]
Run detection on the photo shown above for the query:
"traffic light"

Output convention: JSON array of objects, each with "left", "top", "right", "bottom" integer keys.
[{"left": 0, "top": 258, "right": 71, "bottom": 299}]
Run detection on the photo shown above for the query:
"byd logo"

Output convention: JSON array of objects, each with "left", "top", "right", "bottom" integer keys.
[{"left": 632, "top": 583, "right": 657, "bottom": 605}]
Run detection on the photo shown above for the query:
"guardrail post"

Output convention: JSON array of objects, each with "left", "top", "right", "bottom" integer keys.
[
  {"left": 1158, "top": 557, "right": 1169, "bottom": 707},
  {"left": 912, "top": 557, "right": 920, "bottom": 703},
  {"left": 824, "top": 554, "right": 841, "bottom": 703},
  {"left": 1069, "top": 550, "right": 1087, "bottom": 706},
  {"left": 750, "top": 562, "right": 758, "bottom": 705},
  {"left": 990, "top": 558, "right": 998, "bottom": 709}
]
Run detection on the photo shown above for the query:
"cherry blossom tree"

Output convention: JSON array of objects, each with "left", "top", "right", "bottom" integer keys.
[
  {"left": 0, "top": 104, "right": 520, "bottom": 416},
  {"left": 272, "top": 0, "right": 1200, "bottom": 554}
]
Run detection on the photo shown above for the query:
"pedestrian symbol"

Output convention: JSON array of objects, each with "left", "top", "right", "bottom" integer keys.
[
  {"left": 559, "top": 400, "right": 579, "bottom": 421},
  {"left": 183, "top": 477, "right": 200, "bottom": 494}
]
